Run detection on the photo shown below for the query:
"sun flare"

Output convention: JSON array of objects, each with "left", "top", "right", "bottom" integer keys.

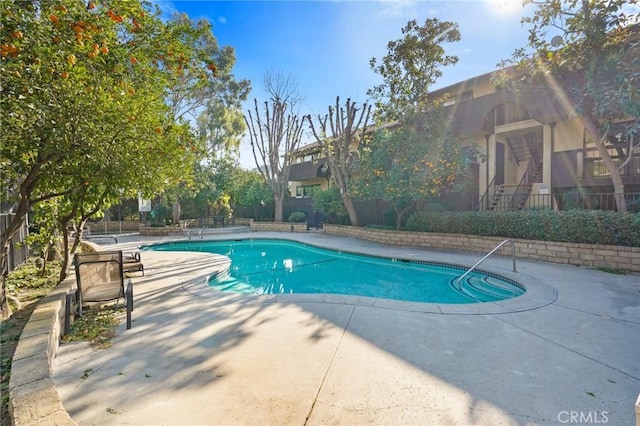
[{"left": 486, "top": 0, "right": 523, "bottom": 17}]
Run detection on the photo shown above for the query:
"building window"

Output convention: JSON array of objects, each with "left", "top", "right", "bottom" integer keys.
[
  {"left": 585, "top": 156, "right": 621, "bottom": 177},
  {"left": 294, "top": 153, "right": 318, "bottom": 164},
  {"left": 441, "top": 91, "right": 472, "bottom": 107},
  {"left": 583, "top": 131, "right": 635, "bottom": 177},
  {"left": 296, "top": 184, "right": 320, "bottom": 198}
]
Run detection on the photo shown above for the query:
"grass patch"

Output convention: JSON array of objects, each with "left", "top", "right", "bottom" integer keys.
[
  {"left": 592, "top": 266, "right": 628, "bottom": 275},
  {"left": 62, "top": 305, "right": 124, "bottom": 349},
  {"left": 5, "top": 258, "right": 61, "bottom": 305}
]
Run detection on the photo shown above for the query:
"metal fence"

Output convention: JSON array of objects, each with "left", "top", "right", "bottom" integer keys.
[
  {"left": 282, "top": 192, "right": 640, "bottom": 228},
  {"left": 178, "top": 191, "right": 640, "bottom": 228},
  {"left": 478, "top": 192, "right": 640, "bottom": 213},
  {"left": 1, "top": 213, "right": 30, "bottom": 274}
]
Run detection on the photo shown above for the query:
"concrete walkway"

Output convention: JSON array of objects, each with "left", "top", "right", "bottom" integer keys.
[{"left": 53, "top": 230, "right": 639, "bottom": 425}]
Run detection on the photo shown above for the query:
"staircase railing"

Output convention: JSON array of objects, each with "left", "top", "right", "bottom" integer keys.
[
  {"left": 509, "top": 144, "right": 543, "bottom": 211},
  {"left": 476, "top": 175, "right": 496, "bottom": 211}
]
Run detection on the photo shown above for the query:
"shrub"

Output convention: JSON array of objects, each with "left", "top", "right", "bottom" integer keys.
[
  {"left": 288, "top": 211, "right": 306, "bottom": 223},
  {"left": 405, "top": 210, "right": 640, "bottom": 247},
  {"left": 383, "top": 208, "right": 397, "bottom": 228},
  {"left": 150, "top": 204, "right": 171, "bottom": 226},
  {"left": 310, "top": 187, "right": 348, "bottom": 224}
]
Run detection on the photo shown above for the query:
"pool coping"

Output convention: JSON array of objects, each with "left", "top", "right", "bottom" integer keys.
[{"left": 161, "top": 235, "right": 559, "bottom": 316}]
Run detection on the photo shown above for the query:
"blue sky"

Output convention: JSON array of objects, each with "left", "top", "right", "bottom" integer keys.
[{"left": 158, "top": 0, "right": 535, "bottom": 167}]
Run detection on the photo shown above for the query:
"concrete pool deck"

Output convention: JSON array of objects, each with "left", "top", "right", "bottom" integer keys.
[{"left": 53, "top": 230, "right": 640, "bottom": 425}]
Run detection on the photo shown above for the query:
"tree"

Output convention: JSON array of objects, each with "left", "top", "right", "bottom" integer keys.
[
  {"left": 368, "top": 18, "right": 461, "bottom": 123},
  {"left": 231, "top": 169, "right": 273, "bottom": 219},
  {"left": 165, "top": 13, "right": 250, "bottom": 123},
  {"left": 145, "top": 13, "right": 251, "bottom": 224},
  {"left": 0, "top": 0, "right": 210, "bottom": 318},
  {"left": 495, "top": 0, "right": 639, "bottom": 212},
  {"left": 306, "top": 97, "right": 372, "bottom": 227},
  {"left": 198, "top": 100, "right": 248, "bottom": 159},
  {"left": 48, "top": 181, "right": 117, "bottom": 282},
  {"left": 244, "top": 73, "right": 305, "bottom": 222},
  {"left": 180, "top": 13, "right": 251, "bottom": 159},
  {"left": 309, "top": 186, "right": 348, "bottom": 225},
  {"left": 263, "top": 70, "right": 303, "bottom": 106},
  {"left": 354, "top": 108, "right": 467, "bottom": 230}
]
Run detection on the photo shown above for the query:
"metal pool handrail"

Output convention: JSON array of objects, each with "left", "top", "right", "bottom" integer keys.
[
  {"left": 456, "top": 239, "right": 517, "bottom": 287},
  {"left": 186, "top": 229, "right": 204, "bottom": 240}
]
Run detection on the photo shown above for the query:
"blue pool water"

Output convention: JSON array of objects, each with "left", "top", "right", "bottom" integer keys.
[{"left": 147, "top": 239, "right": 525, "bottom": 304}]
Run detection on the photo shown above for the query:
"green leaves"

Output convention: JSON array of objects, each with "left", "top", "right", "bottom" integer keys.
[
  {"left": 310, "top": 186, "right": 348, "bottom": 223},
  {"left": 368, "top": 18, "right": 460, "bottom": 123},
  {"left": 1, "top": 0, "right": 250, "bottom": 317},
  {"left": 0, "top": 0, "right": 236, "bottom": 211},
  {"left": 355, "top": 107, "right": 468, "bottom": 229},
  {"left": 63, "top": 306, "right": 123, "bottom": 349},
  {"left": 497, "top": 0, "right": 639, "bottom": 213},
  {"left": 406, "top": 210, "right": 640, "bottom": 247}
]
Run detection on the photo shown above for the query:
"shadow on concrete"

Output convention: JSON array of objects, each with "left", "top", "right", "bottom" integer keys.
[{"left": 53, "top": 233, "right": 640, "bottom": 425}]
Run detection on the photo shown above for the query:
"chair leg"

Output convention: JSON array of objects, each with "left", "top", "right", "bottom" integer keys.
[
  {"left": 64, "top": 293, "right": 74, "bottom": 335},
  {"left": 125, "top": 280, "right": 133, "bottom": 329},
  {"left": 129, "top": 279, "right": 134, "bottom": 312},
  {"left": 76, "top": 292, "right": 83, "bottom": 317}
]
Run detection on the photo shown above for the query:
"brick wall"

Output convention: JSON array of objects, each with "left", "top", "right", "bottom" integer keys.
[
  {"left": 139, "top": 226, "right": 172, "bottom": 236},
  {"left": 251, "top": 222, "right": 307, "bottom": 233},
  {"left": 87, "top": 221, "right": 139, "bottom": 234},
  {"left": 324, "top": 224, "right": 640, "bottom": 272},
  {"left": 232, "top": 218, "right": 253, "bottom": 226}
]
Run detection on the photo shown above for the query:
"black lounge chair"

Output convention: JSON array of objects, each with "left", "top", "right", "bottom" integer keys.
[
  {"left": 123, "top": 251, "right": 144, "bottom": 276},
  {"left": 73, "top": 250, "right": 133, "bottom": 329}
]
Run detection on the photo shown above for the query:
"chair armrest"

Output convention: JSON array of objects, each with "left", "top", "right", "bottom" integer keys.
[{"left": 123, "top": 251, "right": 141, "bottom": 262}]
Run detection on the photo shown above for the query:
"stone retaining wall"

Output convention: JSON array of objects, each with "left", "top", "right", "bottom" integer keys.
[
  {"left": 324, "top": 225, "right": 640, "bottom": 272},
  {"left": 86, "top": 221, "right": 139, "bottom": 234},
  {"left": 9, "top": 239, "right": 113, "bottom": 425},
  {"left": 251, "top": 221, "right": 307, "bottom": 233},
  {"left": 232, "top": 218, "right": 253, "bottom": 226},
  {"left": 9, "top": 276, "right": 76, "bottom": 426},
  {"left": 139, "top": 226, "right": 172, "bottom": 236}
]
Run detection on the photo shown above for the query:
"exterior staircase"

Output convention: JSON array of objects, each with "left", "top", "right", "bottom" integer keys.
[{"left": 486, "top": 158, "right": 543, "bottom": 212}]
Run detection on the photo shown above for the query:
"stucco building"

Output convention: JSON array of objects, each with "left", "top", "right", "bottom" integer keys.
[{"left": 289, "top": 61, "right": 639, "bottom": 219}]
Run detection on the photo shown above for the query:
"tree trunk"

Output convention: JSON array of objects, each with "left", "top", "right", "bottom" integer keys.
[
  {"left": 274, "top": 192, "right": 284, "bottom": 222},
  {"left": 396, "top": 202, "right": 415, "bottom": 231},
  {"left": 0, "top": 240, "right": 12, "bottom": 319},
  {"left": 395, "top": 207, "right": 402, "bottom": 231},
  {"left": 0, "top": 196, "right": 32, "bottom": 319},
  {"left": 274, "top": 202, "right": 283, "bottom": 222},
  {"left": 59, "top": 227, "right": 71, "bottom": 283},
  {"left": 343, "top": 194, "right": 360, "bottom": 227},
  {"left": 587, "top": 121, "right": 627, "bottom": 212}
]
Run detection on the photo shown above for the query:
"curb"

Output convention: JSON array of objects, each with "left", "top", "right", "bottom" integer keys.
[{"left": 8, "top": 276, "right": 77, "bottom": 426}]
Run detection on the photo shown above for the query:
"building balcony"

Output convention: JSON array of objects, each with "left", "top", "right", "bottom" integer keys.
[{"left": 289, "top": 158, "right": 330, "bottom": 181}]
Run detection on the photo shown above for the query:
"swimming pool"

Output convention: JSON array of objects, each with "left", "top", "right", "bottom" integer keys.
[{"left": 148, "top": 239, "right": 525, "bottom": 304}]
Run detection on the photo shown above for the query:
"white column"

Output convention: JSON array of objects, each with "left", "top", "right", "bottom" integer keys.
[{"left": 543, "top": 123, "right": 552, "bottom": 186}]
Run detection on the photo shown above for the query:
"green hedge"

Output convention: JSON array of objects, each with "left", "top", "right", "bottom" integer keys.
[
  {"left": 405, "top": 210, "right": 640, "bottom": 247},
  {"left": 288, "top": 211, "right": 307, "bottom": 223}
]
